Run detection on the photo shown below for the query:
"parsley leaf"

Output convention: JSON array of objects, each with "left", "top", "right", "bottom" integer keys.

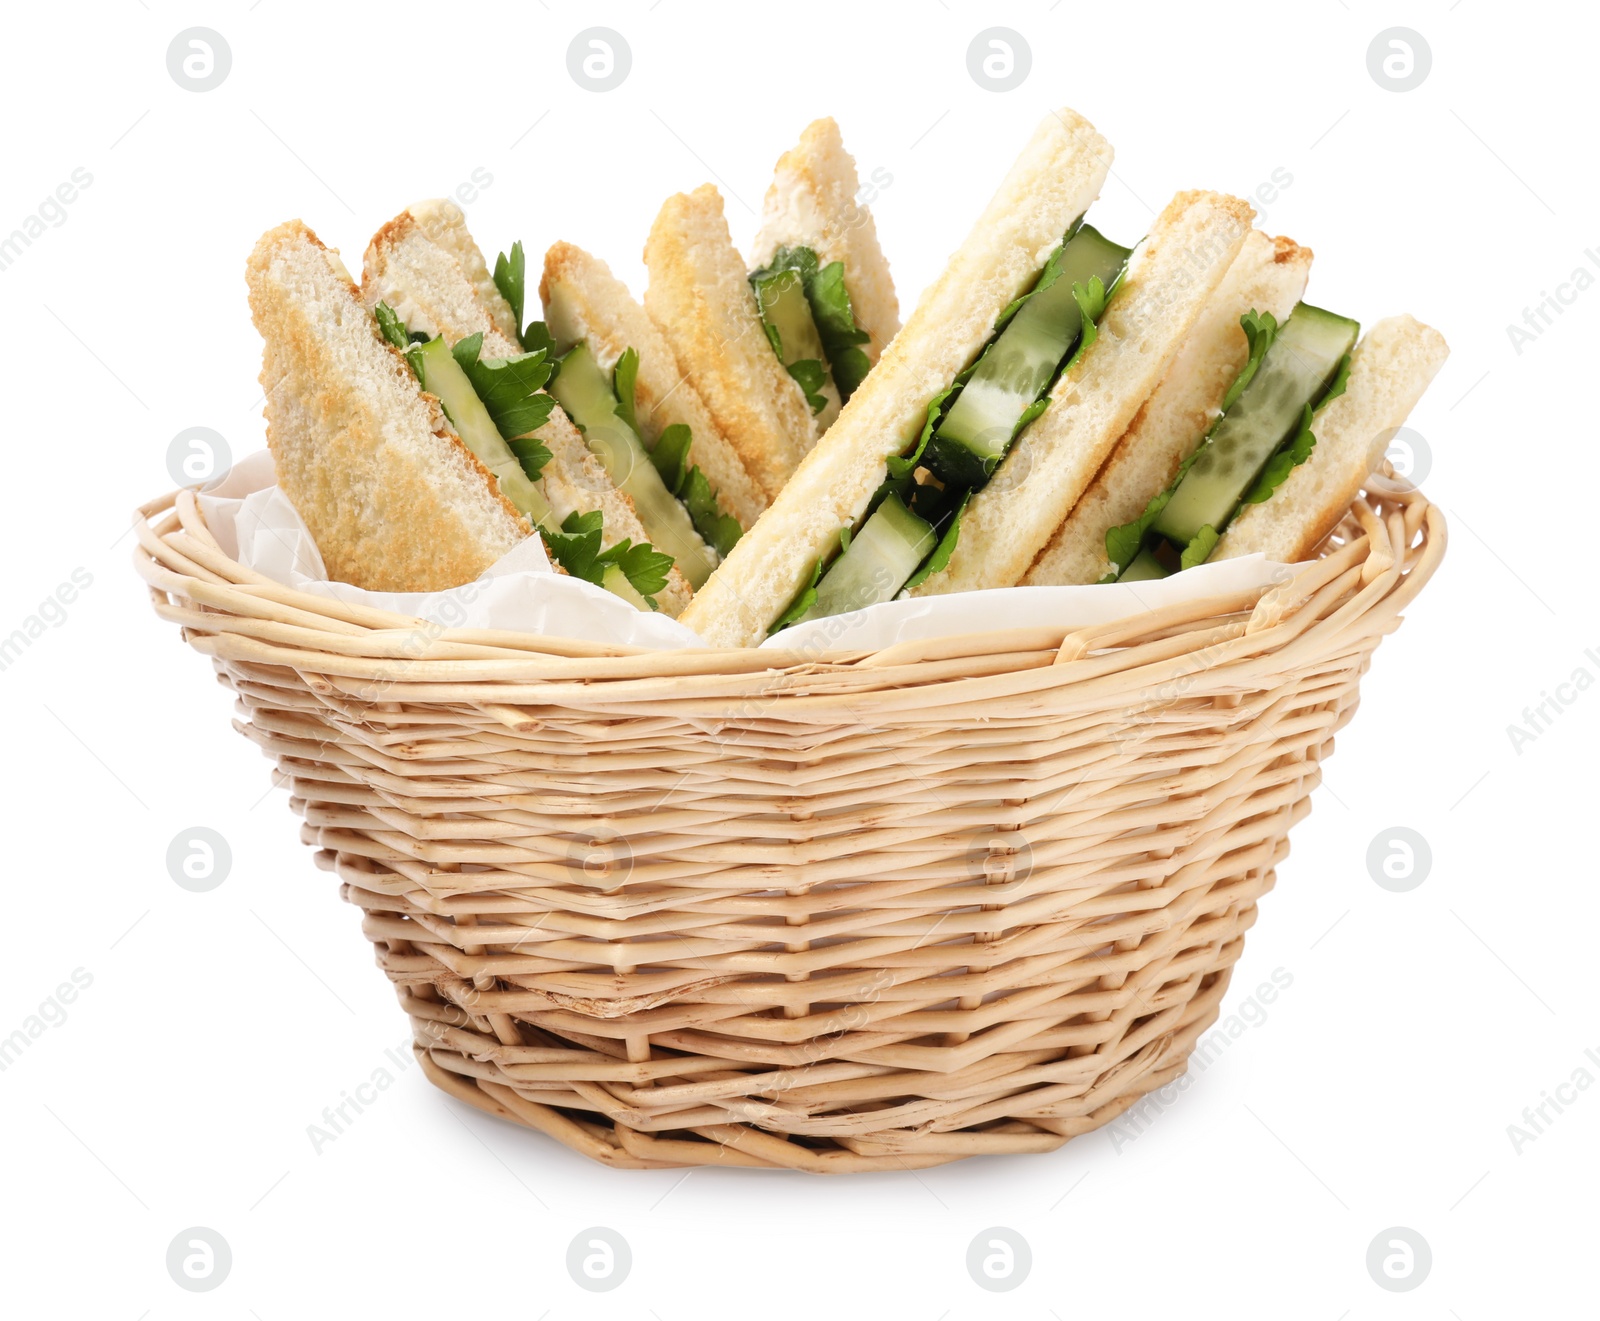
[
  {"left": 605, "top": 538, "right": 674, "bottom": 603},
  {"left": 374, "top": 301, "right": 411, "bottom": 353},
  {"left": 804, "top": 259, "right": 872, "bottom": 401},
  {"left": 786, "top": 358, "right": 830, "bottom": 415},
  {"left": 612, "top": 348, "right": 641, "bottom": 437},
  {"left": 647, "top": 423, "right": 741, "bottom": 557},
  {"left": 887, "top": 382, "right": 959, "bottom": 479},
  {"left": 1221, "top": 310, "right": 1279, "bottom": 413},
  {"left": 990, "top": 215, "right": 1087, "bottom": 333},
  {"left": 509, "top": 435, "right": 553, "bottom": 482},
  {"left": 494, "top": 240, "right": 560, "bottom": 356},
  {"left": 648, "top": 422, "right": 691, "bottom": 488},
  {"left": 904, "top": 490, "right": 971, "bottom": 590},
  {"left": 1104, "top": 486, "right": 1173, "bottom": 576},
  {"left": 994, "top": 242, "right": 1069, "bottom": 334},
  {"left": 1319, "top": 351, "right": 1354, "bottom": 410},
  {"left": 1236, "top": 349, "right": 1349, "bottom": 509},
  {"left": 771, "top": 554, "right": 826, "bottom": 632},
  {"left": 450, "top": 332, "right": 556, "bottom": 462},
  {"left": 493, "top": 242, "right": 526, "bottom": 330},
  {"left": 752, "top": 245, "right": 873, "bottom": 403},
  {"left": 1056, "top": 274, "right": 1112, "bottom": 381},
  {"left": 1178, "top": 525, "right": 1221, "bottom": 571},
  {"left": 541, "top": 509, "right": 672, "bottom": 607}
]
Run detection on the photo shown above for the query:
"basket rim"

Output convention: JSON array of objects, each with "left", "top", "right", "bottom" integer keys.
[{"left": 132, "top": 470, "right": 1444, "bottom": 698}]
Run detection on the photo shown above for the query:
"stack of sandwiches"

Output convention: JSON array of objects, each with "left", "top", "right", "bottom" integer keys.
[{"left": 243, "top": 108, "right": 1446, "bottom": 645}]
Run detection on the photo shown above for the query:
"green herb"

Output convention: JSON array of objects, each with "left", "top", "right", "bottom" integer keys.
[
  {"left": 493, "top": 240, "right": 559, "bottom": 356},
  {"left": 886, "top": 382, "right": 960, "bottom": 480},
  {"left": 619, "top": 354, "right": 742, "bottom": 558},
  {"left": 1237, "top": 349, "right": 1349, "bottom": 509},
  {"left": 612, "top": 348, "right": 641, "bottom": 437},
  {"left": 1105, "top": 487, "right": 1171, "bottom": 576},
  {"left": 750, "top": 245, "right": 873, "bottom": 402},
  {"left": 542, "top": 509, "right": 673, "bottom": 606},
  {"left": 786, "top": 357, "right": 829, "bottom": 415},
  {"left": 904, "top": 490, "right": 971, "bottom": 590},
  {"left": 1221, "top": 310, "right": 1279, "bottom": 413},
  {"left": 772, "top": 554, "right": 827, "bottom": 632},
  {"left": 990, "top": 214, "right": 1086, "bottom": 333},
  {"left": 450, "top": 332, "right": 556, "bottom": 455},
  {"left": 647, "top": 423, "right": 742, "bottom": 557},
  {"left": 374, "top": 301, "right": 411, "bottom": 353},
  {"left": 1178, "top": 524, "right": 1220, "bottom": 570}
]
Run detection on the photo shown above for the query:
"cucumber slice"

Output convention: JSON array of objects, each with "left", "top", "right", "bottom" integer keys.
[
  {"left": 1152, "top": 302, "right": 1359, "bottom": 548},
  {"left": 927, "top": 224, "right": 1131, "bottom": 487},
  {"left": 1116, "top": 547, "right": 1170, "bottom": 583},
  {"left": 802, "top": 492, "right": 937, "bottom": 622},
  {"left": 410, "top": 338, "right": 555, "bottom": 528},
  {"left": 600, "top": 563, "right": 651, "bottom": 610},
  {"left": 548, "top": 342, "right": 719, "bottom": 589},
  {"left": 752, "top": 268, "right": 838, "bottom": 423}
]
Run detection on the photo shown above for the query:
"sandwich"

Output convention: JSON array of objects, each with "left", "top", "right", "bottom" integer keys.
[
  {"left": 246, "top": 218, "right": 684, "bottom": 612},
  {"left": 362, "top": 199, "right": 741, "bottom": 609},
  {"left": 538, "top": 238, "right": 768, "bottom": 550},
  {"left": 1023, "top": 228, "right": 1315, "bottom": 584},
  {"left": 644, "top": 119, "right": 895, "bottom": 498},
  {"left": 1026, "top": 305, "right": 1449, "bottom": 584},
  {"left": 678, "top": 107, "right": 1255, "bottom": 648}
]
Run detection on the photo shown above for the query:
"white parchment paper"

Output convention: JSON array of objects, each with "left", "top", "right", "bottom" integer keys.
[{"left": 199, "top": 451, "right": 1294, "bottom": 652}]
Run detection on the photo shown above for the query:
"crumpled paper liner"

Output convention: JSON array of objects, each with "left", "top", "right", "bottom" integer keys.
[{"left": 200, "top": 451, "right": 1294, "bottom": 652}]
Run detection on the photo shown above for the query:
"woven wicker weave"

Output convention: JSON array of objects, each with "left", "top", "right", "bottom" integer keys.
[{"left": 135, "top": 472, "right": 1442, "bottom": 1172}]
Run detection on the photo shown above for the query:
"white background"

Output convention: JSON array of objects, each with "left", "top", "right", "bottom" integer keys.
[{"left": 2, "top": 1, "right": 1596, "bottom": 1315}]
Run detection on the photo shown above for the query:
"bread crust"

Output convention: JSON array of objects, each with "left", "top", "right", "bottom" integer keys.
[
  {"left": 1024, "top": 230, "right": 1312, "bottom": 585},
  {"left": 541, "top": 239, "right": 767, "bottom": 530},
  {"left": 645, "top": 184, "right": 815, "bottom": 499},
  {"left": 912, "top": 189, "right": 1255, "bottom": 596},
  {"left": 1214, "top": 313, "right": 1449, "bottom": 563},
  {"left": 362, "top": 203, "right": 692, "bottom": 615},
  {"left": 750, "top": 116, "right": 900, "bottom": 360},
  {"left": 678, "top": 108, "right": 1114, "bottom": 647},
  {"left": 246, "top": 219, "right": 530, "bottom": 593}
]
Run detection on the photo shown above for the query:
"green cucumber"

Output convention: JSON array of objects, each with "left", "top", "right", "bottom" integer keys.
[
  {"left": 752, "top": 267, "right": 837, "bottom": 421},
  {"left": 1116, "top": 547, "right": 1171, "bottom": 583},
  {"left": 1152, "top": 302, "right": 1359, "bottom": 549},
  {"left": 548, "top": 342, "right": 719, "bottom": 589},
  {"left": 927, "top": 224, "right": 1131, "bottom": 487},
  {"left": 410, "top": 338, "right": 555, "bottom": 527},
  {"left": 599, "top": 563, "right": 650, "bottom": 610},
  {"left": 801, "top": 492, "right": 937, "bottom": 622}
]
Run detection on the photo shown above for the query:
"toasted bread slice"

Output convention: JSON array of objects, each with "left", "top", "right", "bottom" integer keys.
[
  {"left": 750, "top": 116, "right": 900, "bottom": 360},
  {"left": 540, "top": 240, "right": 767, "bottom": 530},
  {"left": 1024, "top": 230, "right": 1313, "bottom": 586},
  {"left": 399, "top": 197, "right": 522, "bottom": 344},
  {"left": 1214, "top": 314, "right": 1449, "bottom": 563},
  {"left": 645, "top": 184, "right": 815, "bottom": 499},
  {"left": 678, "top": 108, "right": 1114, "bottom": 648},
  {"left": 245, "top": 220, "right": 528, "bottom": 593},
  {"left": 362, "top": 201, "right": 691, "bottom": 616},
  {"left": 911, "top": 189, "right": 1255, "bottom": 596}
]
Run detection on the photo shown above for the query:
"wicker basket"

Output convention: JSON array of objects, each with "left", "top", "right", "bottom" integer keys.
[{"left": 135, "top": 472, "right": 1442, "bottom": 1172}]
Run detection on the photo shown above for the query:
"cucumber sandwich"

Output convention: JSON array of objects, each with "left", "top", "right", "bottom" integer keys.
[
  {"left": 538, "top": 239, "right": 768, "bottom": 574},
  {"left": 645, "top": 119, "right": 895, "bottom": 500},
  {"left": 1104, "top": 302, "right": 1359, "bottom": 582},
  {"left": 679, "top": 108, "right": 1256, "bottom": 648},
  {"left": 362, "top": 200, "right": 737, "bottom": 612},
  {"left": 243, "top": 219, "right": 679, "bottom": 603},
  {"left": 1022, "top": 245, "right": 1450, "bottom": 584}
]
